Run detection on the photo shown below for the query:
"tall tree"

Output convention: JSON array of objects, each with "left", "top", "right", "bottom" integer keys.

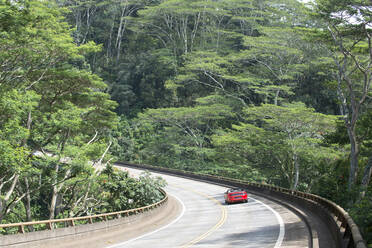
[
  {"left": 314, "top": 0, "right": 372, "bottom": 193},
  {"left": 212, "top": 103, "right": 339, "bottom": 190}
]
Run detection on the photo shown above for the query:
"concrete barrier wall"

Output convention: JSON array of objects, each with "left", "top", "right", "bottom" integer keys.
[{"left": 0, "top": 191, "right": 168, "bottom": 247}]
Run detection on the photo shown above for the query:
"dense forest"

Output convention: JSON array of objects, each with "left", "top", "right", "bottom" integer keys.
[{"left": 0, "top": 0, "right": 371, "bottom": 244}]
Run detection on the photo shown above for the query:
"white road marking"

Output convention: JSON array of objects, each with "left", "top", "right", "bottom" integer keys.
[
  {"left": 250, "top": 197, "right": 285, "bottom": 248},
  {"left": 106, "top": 193, "right": 186, "bottom": 248}
]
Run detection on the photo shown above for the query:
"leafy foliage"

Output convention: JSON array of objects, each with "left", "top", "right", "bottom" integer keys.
[
  {"left": 0, "top": 0, "right": 165, "bottom": 229},
  {"left": 1, "top": 0, "right": 372, "bottom": 244}
]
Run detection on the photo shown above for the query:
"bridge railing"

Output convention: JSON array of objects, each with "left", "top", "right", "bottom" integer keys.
[
  {"left": 0, "top": 188, "right": 167, "bottom": 235},
  {"left": 116, "top": 161, "right": 367, "bottom": 248}
]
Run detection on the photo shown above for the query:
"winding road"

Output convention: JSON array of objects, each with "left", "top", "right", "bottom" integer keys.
[{"left": 107, "top": 167, "right": 310, "bottom": 248}]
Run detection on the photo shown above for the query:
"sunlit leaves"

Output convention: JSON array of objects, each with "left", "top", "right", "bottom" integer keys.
[
  {"left": 0, "top": 0, "right": 119, "bottom": 223},
  {"left": 211, "top": 103, "right": 341, "bottom": 188}
]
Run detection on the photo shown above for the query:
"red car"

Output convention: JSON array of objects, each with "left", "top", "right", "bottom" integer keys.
[{"left": 224, "top": 188, "right": 248, "bottom": 204}]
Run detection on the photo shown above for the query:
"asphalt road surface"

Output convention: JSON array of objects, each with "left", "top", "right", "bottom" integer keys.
[{"left": 108, "top": 167, "right": 309, "bottom": 248}]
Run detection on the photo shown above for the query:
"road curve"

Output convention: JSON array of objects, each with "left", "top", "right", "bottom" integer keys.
[{"left": 109, "top": 167, "right": 309, "bottom": 248}]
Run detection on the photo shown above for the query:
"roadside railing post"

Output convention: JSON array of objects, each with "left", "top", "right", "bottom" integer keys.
[
  {"left": 47, "top": 222, "right": 53, "bottom": 230},
  {"left": 18, "top": 225, "right": 25, "bottom": 234}
]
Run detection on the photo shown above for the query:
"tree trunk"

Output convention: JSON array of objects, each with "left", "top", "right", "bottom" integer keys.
[
  {"left": 106, "top": 14, "right": 116, "bottom": 64},
  {"left": 359, "top": 155, "right": 372, "bottom": 199},
  {"left": 274, "top": 89, "right": 280, "bottom": 106},
  {"left": 347, "top": 123, "right": 359, "bottom": 190},
  {"left": 49, "top": 184, "right": 58, "bottom": 220},
  {"left": 292, "top": 153, "right": 299, "bottom": 190},
  {"left": 0, "top": 174, "right": 19, "bottom": 222},
  {"left": 23, "top": 178, "right": 34, "bottom": 231},
  {"left": 49, "top": 162, "right": 60, "bottom": 220},
  {"left": 24, "top": 178, "right": 32, "bottom": 221},
  {"left": 115, "top": 3, "right": 128, "bottom": 62}
]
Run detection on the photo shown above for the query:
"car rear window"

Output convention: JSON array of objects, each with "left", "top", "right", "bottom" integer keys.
[{"left": 229, "top": 193, "right": 245, "bottom": 196}]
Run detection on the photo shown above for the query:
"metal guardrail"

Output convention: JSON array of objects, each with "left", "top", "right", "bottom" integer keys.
[
  {"left": 116, "top": 161, "right": 367, "bottom": 248},
  {"left": 0, "top": 188, "right": 167, "bottom": 235}
]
